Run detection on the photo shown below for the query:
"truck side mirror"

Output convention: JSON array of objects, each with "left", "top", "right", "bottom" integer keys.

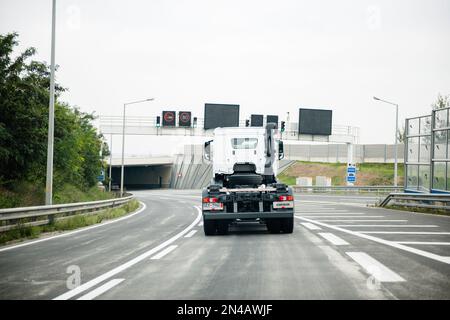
[
  {"left": 204, "top": 140, "right": 212, "bottom": 161},
  {"left": 278, "top": 141, "right": 284, "bottom": 160}
]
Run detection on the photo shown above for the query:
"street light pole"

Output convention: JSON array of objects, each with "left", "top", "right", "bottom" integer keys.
[
  {"left": 109, "top": 133, "right": 113, "bottom": 192},
  {"left": 120, "top": 98, "right": 155, "bottom": 197},
  {"left": 373, "top": 96, "right": 399, "bottom": 187},
  {"left": 45, "top": 0, "right": 57, "bottom": 205}
]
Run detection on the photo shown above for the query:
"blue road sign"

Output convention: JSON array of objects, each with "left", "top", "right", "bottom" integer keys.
[
  {"left": 347, "top": 167, "right": 356, "bottom": 173},
  {"left": 347, "top": 175, "right": 356, "bottom": 182},
  {"left": 97, "top": 175, "right": 105, "bottom": 181}
]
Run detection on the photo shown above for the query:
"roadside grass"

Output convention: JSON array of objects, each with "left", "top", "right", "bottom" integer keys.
[
  {"left": 0, "top": 183, "right": 114, "bottom": 209},
  {"left": 277, "top": 161, "right": 405, "bottom": 186},
  {"left": 0, "top": 199, "right": 140, "bottom": 246}
]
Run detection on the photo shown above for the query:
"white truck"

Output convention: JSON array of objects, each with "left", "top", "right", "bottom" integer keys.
[{"left": 202, "top": 123, "right": 294, "bottom": 235}]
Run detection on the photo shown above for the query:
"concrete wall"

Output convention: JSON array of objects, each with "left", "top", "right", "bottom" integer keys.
[{"left": 285, "top": 143, "right": 404, "bottom": 163}]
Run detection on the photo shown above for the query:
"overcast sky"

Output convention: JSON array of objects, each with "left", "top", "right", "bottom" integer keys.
[{"left": 1, "top": 0, "right": 449, "bottom": 156}]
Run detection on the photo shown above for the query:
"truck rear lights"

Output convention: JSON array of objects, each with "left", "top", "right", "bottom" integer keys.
[
  {"left": 277, "top": 195, "right": 293, "bottom": 201},
  {"left": 203, "top": 197, "right": 219, "bottom": 203}
]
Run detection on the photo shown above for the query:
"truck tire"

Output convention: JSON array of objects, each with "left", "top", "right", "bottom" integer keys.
[
  {"left": 204, "top": 219, "right": 216, "bottom": 236},
  {"left": 281, "top": 217, "right": 294, "bottom": 233},
  {"left": 216, "top": 220, "right": 229, "bottom": 235},
  {"left": 267, "top": 219, "right": 281, "bottom": 234}
]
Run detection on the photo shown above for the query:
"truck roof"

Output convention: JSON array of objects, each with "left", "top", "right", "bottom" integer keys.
[{"left": 213, "top": 127, "right": 266, "bottom": 135}]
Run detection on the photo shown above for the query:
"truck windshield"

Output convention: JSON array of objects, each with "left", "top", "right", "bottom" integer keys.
[{"left": 231, "top": 138, "right": 258, "bottom": 149}]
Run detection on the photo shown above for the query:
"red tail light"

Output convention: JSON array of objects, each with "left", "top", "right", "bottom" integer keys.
[
  {"left": 278, "top": 195, "right": 294, "bottom": 201},
  {"left": 202, "top": 197, "right": 219, "bottom": 203}
]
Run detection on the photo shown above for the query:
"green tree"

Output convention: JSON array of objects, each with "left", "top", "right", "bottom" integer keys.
[
  {"left": 431, "top": 93, "right": 450, "bottom": 110},
  {"left": 0, "top": 32, "right": 103, "bottom": 200}
]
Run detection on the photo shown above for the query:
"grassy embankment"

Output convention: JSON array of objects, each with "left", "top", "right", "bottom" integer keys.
[
  {"left": 0, "top": 199, "right": 140, "bottom": 246},
  {"left": 0, "top": 183, "right": 114, "bottom": 209},
  {"left": 277, "top": 161, "right": 404, "bottom": 186}
]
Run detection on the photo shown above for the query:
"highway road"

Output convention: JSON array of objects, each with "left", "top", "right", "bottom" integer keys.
[{"left": 0, "top": 190, "right": 449, "bottom": 300}]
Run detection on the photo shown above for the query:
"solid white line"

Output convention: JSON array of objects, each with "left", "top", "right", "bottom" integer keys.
[
  {"left": 198, "top": 221, "right": 204, "bottom": 227},
  {"left": 395, "top": 242, "right": 450, "bottom": 245},
  {"left": 150, "top": 245, "right": 178, "bottom": 260},
  {"left": 335, "top": 225, "right": 437, "bottom": 227},
  {"left": 297, "top": 210, "right": 350, "bottom": 213},
  {"left": 297, "top": 212, "right": 365, "bottom": 215},
  {"left": 346, "top": 252, "right": 405, "bottom": 282},
  {"left": 53, "top": 206, "right": 202, "bottom": 300},
  {"left": 77, "top": 279, "right": 124, "bottom": 300},
  {"left": 0, "top": 202, "right": 147, "bottom": 253},
  {"left": 318, "top": 233, "right": 349, "bottom": 245},
  {"left": 294, "top": 216, "right": 450, "bottom": 265},
  {"left": 314, "top": 220, "right": 406, "bottom": 222},
  {"left": 303, "top": 216, "right": 385, "bottom": 218},
  {"left": 300, "top": 222, "right": 322, "bottom": 230},
  {"left": 184, "top": 230, "right": 197, "bottom": 238},
  {"left": 360, "top": 231, "right": 450, "bottom": 235}
]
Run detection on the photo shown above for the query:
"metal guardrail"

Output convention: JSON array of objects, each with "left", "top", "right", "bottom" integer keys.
[
  {"left": 292, "top": 185, "right": 402, "bottom": 194},
  {"left": 0, "top": 194, "right": 134, "bottom": 232},
  {"left": 379, "top": 192, "right": 450, "bottom": 210}
]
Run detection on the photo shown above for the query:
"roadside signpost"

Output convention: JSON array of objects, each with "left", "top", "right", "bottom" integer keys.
[{"left": 346, "top": 164, "right": 357, "bottom": 185}]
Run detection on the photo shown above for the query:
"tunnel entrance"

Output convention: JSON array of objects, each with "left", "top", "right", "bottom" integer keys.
[{"left": 110, "top": 165, "right": 172, "bottom": 190}]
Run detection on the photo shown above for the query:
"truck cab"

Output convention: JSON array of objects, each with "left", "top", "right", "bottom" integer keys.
[{"left": 202, "top": 123, "right": 293, "bottom": 235}]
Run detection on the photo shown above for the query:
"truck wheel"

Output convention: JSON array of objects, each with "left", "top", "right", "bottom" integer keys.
[
  {"left": 281, "top": 218, "right": 294, "bottom": 233},
  {"left": 267, "top": 219, "right": 281, "bottom": 234},
  {"left": 204, "top": 219, "right": 216, "bottom": 236},
  {"left": 216, "top": 220, "right": 229, "bottom": 235}
]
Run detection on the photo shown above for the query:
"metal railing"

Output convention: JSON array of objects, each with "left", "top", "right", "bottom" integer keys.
[
  {"left": 292, "top": 185, "right": 402, "bottom": 194},
  {"left": 379, "top": 192, "right": 450, "bottom": 210},
  {"left": 0, "top": 194, "right": 134, "bottom": 232}
]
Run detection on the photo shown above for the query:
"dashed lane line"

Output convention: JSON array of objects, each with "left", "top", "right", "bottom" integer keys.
[
  {"left": 302, "top": 216, "right": 385, "bottom": 218},
  {"left": 184, "top": 230, "right": 198, "bottom": 238},
  {"left": 150, "top": 245, "right": 178, "bottom": 260},
  {"left": 314, "top": 220, "right": 407, "bottom": 222},
  {"left": 334, "top": 225, "right": 438, "bottom": 228},
  {"left": 300, "top": 222, "right": 322, "bottom": 230},
  {"left": 318, "top": 233, "right": 349, "bottom": 246},
  {"left": 346, "top": 252, "right": 406, "bottom": 282},
  {"left": 53, "top": 206, "right": 202, "bottom": 300},
  {"left": 294, "top": 216, "right": 450, "bottom": 264},
  {"left": 360, "top": 231, "right": 450, "bottom": 235},
  {"left": 77, "top": 279, "right": 125, "bottom": 300}
]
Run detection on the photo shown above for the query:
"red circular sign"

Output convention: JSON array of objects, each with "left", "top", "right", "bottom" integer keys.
[
  {"left": 180, "top": 112, "right": 190, "bottom": 123},
  {"left": 164, "top": 112, "right": 174, "bottom": 122}
]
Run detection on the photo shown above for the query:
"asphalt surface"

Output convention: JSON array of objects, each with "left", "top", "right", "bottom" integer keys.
[{"left": 0, "top": 190, "right": 449, "bottom": 300}]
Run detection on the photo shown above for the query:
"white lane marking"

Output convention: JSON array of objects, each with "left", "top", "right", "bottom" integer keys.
[
  {"left": 395, "top": 242, "right": 450, "bottom": 245},
  {"left": 297, "top": 212, "right": 365, "bottom": 215},
  {"left": 198, "top": 221, "right": 204, "bottom": 227},
  {"left": 184, "top": 230, "right": 197, "bottom": 238},
  {"left": 318, "top": 233, "right": 349, "bottom": 246},
  {"left": 150, "top": 245, "right": 178, "bottom": 260},
  {"left": 295, "top": 207, "right": 351, "bottom": 214},
  {"left": 53, "top": 206, "right": 202, "bottom": 300},
  {"left": 298, "top": 200, "right": 369, "bottom": 207},
  {"left": 303, "top": 216, "right": 385, "bottom": 218},
  {"left": 295, "top": 216, "right": 450, "bottom": 264},
  {"left": 0, "top": 202, "right": 147, "bottom": 253},
  {"left": 361, "top": 232, "right": 450, "bottom": 235},
  {"left": 335, "top": 225, "right": 438, "bottom": 228},
  {"left": 346, "top": 252, "right": 406, "bottom": 282},
  {"left": 300, "top": 222, "right": 322, "bottom": 230},
  {"left": 314, "top": 219, "right": 406, "bottom": 222},
  {"left": 77, "top": 279, "right": 125, "bottom": 300}
]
